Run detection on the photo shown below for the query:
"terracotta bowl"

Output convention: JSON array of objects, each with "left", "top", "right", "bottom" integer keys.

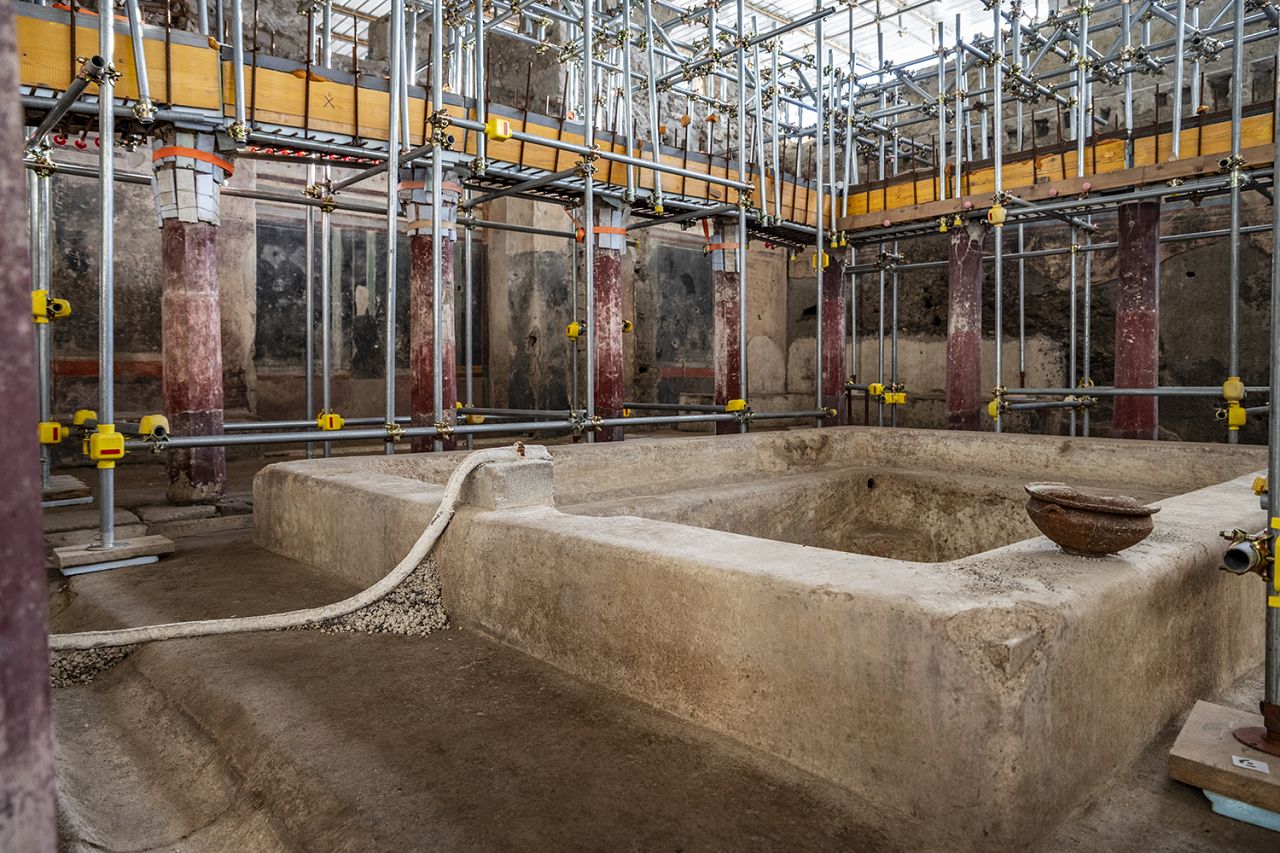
[{"left": 1024, "top": 482, "right": 1159, "bottom": 557}]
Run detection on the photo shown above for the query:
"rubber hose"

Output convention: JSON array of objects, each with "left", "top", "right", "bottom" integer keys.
[{"left": 50, "top": 443, "right": 544, "bottom": 651}]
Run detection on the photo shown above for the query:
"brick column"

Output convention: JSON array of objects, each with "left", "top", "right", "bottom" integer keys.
[
  {"left": 592, "top": 204, "right": 628, "bottom": 442},
  {"left": 709, "top": 217, "right": 741, "bottom": 435},
  {"left": 946, "top": 219, "right": 987, "bottom": 430},
  {"left": 0, "top": 2, "right": 56, "bottom": 845},
  {"left": 152, "top": 130, "right": 229, "bottom": 503},
  {"left": 820, "top": 251, "right": 848, "bottom": 425},
  {"left": 402, "top": 168, "right": 460, "bottom": 452},
  {"left": 1114, "top": 201, "right": 1161, "bottom": 440}
]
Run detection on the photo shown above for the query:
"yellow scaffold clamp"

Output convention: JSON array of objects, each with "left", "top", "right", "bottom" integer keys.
[
  {"left": 988, "top": 385, "right": 1007, "bottom": 420},
  {"left": 457, "top": 400, "right": 485, "bottom": 425},
  {"left": 566, "top": 321, "right": 584, "bottom": 340},
  {"left": 1272, "top": 517, "right": 1280, "bottom": 609},
  {"left": 1221, "top": 376, "right": 1247, "bottom": 432},
  {"left": 72, "top": 409, "right": 97, "bottom": 428},
  {"left": 1254, "top": 476, "right": 1269, "bottom": 497},
  {"left": 812, "top": 251, "right": 830, "bottom": 270},
  {"left": 139, "top": 414, "right": 170, "bottom": 439},
  {"left": 621, "top": 319, "right": 634, "bottom": 334},
  {"left": 724, "top": 398, "right": 747, "bottom": 413},
  {"left": 986, "top": 201, "right": 1007, "bottom": 227},
  {"left": 86, "top": 424, "right": 125, "bottom": 469},
  {"left": 484, "top": 117, "right": 513, "bottom": 141},
  {"left": 32, "top": 289, "right": 71, "bottom": 324},
  {"left": 317, "top": 410, "right": 346, "bottom": 431},
  {"left": 37, "top": 421, "right": 65, "bottom": 445}
]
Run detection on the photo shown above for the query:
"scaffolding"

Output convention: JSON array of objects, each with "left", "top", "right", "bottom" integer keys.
[{"left": 13, "top": 0, "right": 1280, "bottom": 751}]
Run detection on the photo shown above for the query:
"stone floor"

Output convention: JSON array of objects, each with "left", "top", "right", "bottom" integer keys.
[{"left": 44, "top": 458, "right": 1280, "bottom": 852}]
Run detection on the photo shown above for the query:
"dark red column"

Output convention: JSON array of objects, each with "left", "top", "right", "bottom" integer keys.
[
  {"left": 162, "top": 220, "right": 226, "bottom": 503},
  {"left": 820, "top": 253, "right": 848, "bottom": 425},
  {"left": 409, "top": 232, "right": 457, "bottom": 452},
  {"left": 1114, "top": 201, "right": 1161, "bottom": 440},
  {"left": 593, "top": 245, "right": 626, "bottom": 442},
  {"left": 711, "top": 218, "right": 741, "bottom": 436},
  {"left": 0, "top": 0, "right": 56, "bottom": 845},
  {"left": 946, "top": 220, "right": 987, "bottom": 430}
]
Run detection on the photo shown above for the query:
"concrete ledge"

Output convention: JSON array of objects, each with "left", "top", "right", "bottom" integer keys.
[{"left": 253, "top": 427, "right": 1268, "bottom": 848}]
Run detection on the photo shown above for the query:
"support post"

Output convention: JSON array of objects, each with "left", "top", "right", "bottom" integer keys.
[
  {"left": 591, "top": 203, "right": 628, "bottom": 442},
  {"left": 945, "top": 219, "right": 986, "bottom": 431},
  {"left": 821, "top": 250, "right": 848, "bottom": 425},
  {"left": 1113, "top": 201, "right": 1161, "bottom": 440},
  {"left": 0, "top": 0, "right": 56, "bottom": 843},
  {"left": 709, "top": 216, "right": 741, "bottom": 435},
  {"left": 404, "top": 167, "right": 459, "bottom": 451},
  {"left": 151, "top": 130, "right": 229, "bottom": 503}
]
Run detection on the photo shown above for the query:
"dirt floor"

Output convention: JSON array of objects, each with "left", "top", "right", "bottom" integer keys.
[{"left": 43, "top": 455, "right": 1280, "bottom": 852}]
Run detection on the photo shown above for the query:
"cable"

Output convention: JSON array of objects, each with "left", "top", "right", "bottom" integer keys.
[{"left": 50, "top": 443, "right": 546, "bottom": 651}]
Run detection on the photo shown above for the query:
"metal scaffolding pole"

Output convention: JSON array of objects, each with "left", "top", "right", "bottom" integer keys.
[
  {"left": 583, "top": 0, "right": 597, "bottom": 443},
  {"left": 384, "top": 0, "right": 405, "bottom": 455},
  {"left": 1228, "top": 0, "right": 1246, "bottom": 444},
  {"left": 95, "top": 0, "right": 116, "bottom": 549}
]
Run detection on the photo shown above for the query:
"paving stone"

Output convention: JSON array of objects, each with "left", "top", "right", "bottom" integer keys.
[
  {"left": 150, "top": 514, "right": 253, "bottom": 539},
  {"left": 43, "top": 474, "right": 91, "bottom": 501},
  {"left": 135, "top": 504, "right": 217, "bottom": 524},
  {"left": 43, "top": 508, "right": 139, "bottom": 534},
  {"left": 46, "top": 524, "right": 149, "bottom": 549}
]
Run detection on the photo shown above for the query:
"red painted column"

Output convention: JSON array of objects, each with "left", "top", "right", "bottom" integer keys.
[
  {"left": 710, "top": 218, "right": 741, "bottom": 436},
  {"left": 153, "top": 131, "right": 228, "bottom": 504},
  {"left": 403, "top": 169, "right": 459, "bottom": 452},
  {"left": 820, "top": 253, "right": 848, "bottom": 425},
  {"left": 408, "top": 232, "right": 456, "bottom": 452},
  {"left": 1114, "top": 201, "right": 1161, "bottom": 440},
  {"left": 592, "top": 205, "right": 627, "bottom": 442},
  {"left": 161, "top": 220, "right": 226, "bottom": 503},
  {"left": 0, "top": 0, "right": 56, "bottom": 845},
  {"left": 946, "top": 220, "right": 987, "bottom": 430}
]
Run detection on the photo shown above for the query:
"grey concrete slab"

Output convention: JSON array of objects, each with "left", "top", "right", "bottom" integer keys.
[
  {"left": 134, "top": 504, "right": 217, "bottom": 524},
  {"left": 43, "top": 507, "right": 139, "bottom": 534}
]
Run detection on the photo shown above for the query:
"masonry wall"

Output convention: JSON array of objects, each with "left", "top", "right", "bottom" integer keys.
[{"left": 32, "top": 0, "right": 1279, "bottom": 446}]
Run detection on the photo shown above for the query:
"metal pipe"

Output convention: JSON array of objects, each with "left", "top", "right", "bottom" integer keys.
[
  {"left": 583, "top": 0, "right": 596, "bottom": 443},
  {"left": 96, "top": 1, "right": 116, "bottom": 549},
  {"left": 1004, "top": 386, "right": 1269, "bottom": 397},
  {"left": 1266, "top": 12, "right": 1280, "bottom": 738},
  {"left": 230, "top": 0, "right": 247, "bottom": 139},
  {"left": 384, "top": 0, "right": 405, "bottom": 455},
  {"left": 462, "top": 166, "right": 580, "bottom": 208},
  {"left": 24, "top": 56, "right": 106, "bottom": 149},
  {"left": 642, "top": 0, "right": 664, "bottom": 208},
  {"left": 1227, "top": 0, "right": 1246, "bottom": 444},
  {"left": 736, "top": 0, "right": 749, "bottom": 431},
  {"left": 993, "top": 0, "right": 1004, "bottom": 433},
  {"left": 305, "top": 163, "right": 316, "bottom": 458},
  {"left": 450, "top": 115, "right": 753, "bottom": 192},
  {"left": 1171, "top": 0, "right": 1186, "bottom": 160},
  {"left": 29, "top": 168, "right": 51, "bottom": 488},
  {"left": 474, "top": 0, "right": 486, "bottom": 168},
  {"left": 123, "top": 0, "right": 154, "bottom": 122},
  {"left": 321, "top": 182, "right": 333, "bottom": 457},
  {"left": 429, "top": 0, "right": 444, "bottom": 452},
  {"left": 330, "top": 142, "right": 433, "bottom": 192},
  {"left": 814, "top": 10, "right": 824, "bottom": 426}
]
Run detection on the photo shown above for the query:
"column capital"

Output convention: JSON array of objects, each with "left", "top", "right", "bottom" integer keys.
[
  {"left": 150, "top": 128, "right": 232, "bottom": 226},
  {"left": 400, "top": 166, "right": 461, "bottom": 239}
]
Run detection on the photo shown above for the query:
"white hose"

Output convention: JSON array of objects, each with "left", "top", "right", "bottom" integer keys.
[{"left": 51, "top": 444, "right": 541, "bottom": 651}]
